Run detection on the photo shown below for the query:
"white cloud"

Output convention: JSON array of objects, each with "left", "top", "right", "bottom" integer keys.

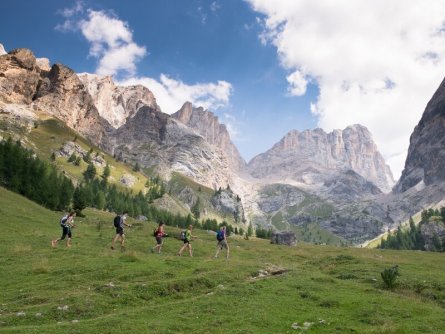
[
  {"left": 248, "top": 0, "right": 445, "bottom": 179},
  {"left": 55, "top": 1, "right": 84, "bottom": 32},
  {"left": 79, "top": 10, "right": 146, "bottom": 77},
  {"left": 56, "top": 7, "right": 146, "bottom": 77},
  {"left": 286, "top": 70, "right": 307, "bottom": 96},
  {"left": 210, "top": 1, "right": 221, "bottom": 12},
  {"left": 118, "top": 75, "right": 233, "bottom": 114},
  {"left": 56, "top": 4, "right": 233, "bottom": 121}
]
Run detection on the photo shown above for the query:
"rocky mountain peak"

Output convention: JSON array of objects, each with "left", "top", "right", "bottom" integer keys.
[
  {"left": 395, "top": 76, "right": 445, "bottom": 193},
  {"left": 172, "top": 102, "right": 246, "bottom": 172},
  {"left": 78, "top": 73, "right": 158, "bottom": 129},
  {"left": 248, "top": 124, "right": 394, "bottom": 193},
  {"left": 0, "top": 48, "right": 41, "bottom": 104}
]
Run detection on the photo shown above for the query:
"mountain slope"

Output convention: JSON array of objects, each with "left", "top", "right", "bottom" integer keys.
[
  {"left": 395, "top": 76, "right": 445, "bottom": 193},
  {"left": 172, "top": 102, "right": 246, "bottom": 172},
  {"left": 1, "top": 186, "right": 445, "bottom": 333},
  {"left": 248, "top": 125, "right": 394, "bottom": 193}
]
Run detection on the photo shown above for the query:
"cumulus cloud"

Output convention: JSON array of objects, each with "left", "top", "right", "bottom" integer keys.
[
  {"left": 56, "top": 6, "right": 146, "bottom": 77},
  {"left": 79, "top": 10, "right": 146, "bottom": 77},
  {"left": 286, "top": 70, "right": 307, "bottom": 96},
  {"left": 118, "top": 75, "right": 233, "bottom": 114},
  {"left": 248, "top": 0, "right": 445, "bottom": 179},
  {"left": 56, "top": 4, "right": 233, "bottom": 122}
]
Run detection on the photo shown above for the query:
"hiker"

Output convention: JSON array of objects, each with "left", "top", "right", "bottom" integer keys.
[
  {"left": 52, "top": 211, "right": 76, "bottom": 248},
  {"left": 152, "top": 222, "right": 168, "bottom": 253},
  {"left": 177, "top": 224, "right": 197, "bottom": 257},
  {"left": 214, "top": 226, "right": 230, "bottom": 259},
  {"left": 111, "top": 210, "right": 131, "bottom": 250}
]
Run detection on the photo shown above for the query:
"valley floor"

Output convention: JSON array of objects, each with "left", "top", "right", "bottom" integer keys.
[{"left": 0, "top": 187, "right": 444, "bottom": 333}]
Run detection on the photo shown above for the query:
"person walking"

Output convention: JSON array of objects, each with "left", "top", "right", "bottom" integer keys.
[
  {"left": 152, "top": 222, "right": 168, "bottom": 253},
  {"left": 177, "top": 224, "right": 197, "bottom": 257},
  {"left": 111, "top": 210, "right": 131, "bottom": 250},
  {"left": 214, "top": 226, "right": 230, "bottom": 259},
  {"left": 52, "top": 211, "right": 76, "bottom": 248}
]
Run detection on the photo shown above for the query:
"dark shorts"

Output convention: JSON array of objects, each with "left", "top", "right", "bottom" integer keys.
[
  {"left": 116, "top": 227, "right": 124, "bottom": 236},
  {"left": 183, "top": 239, "right": 190, "bottom": 244},
  {"left": 155, "top": 236, "right": 163, "bottom": 245},
  {"left": 60, "top": 226, "right": 72, "bottom": 240},
  {"left": 217, "top": 240, "right": 228, "bottom": 249}
]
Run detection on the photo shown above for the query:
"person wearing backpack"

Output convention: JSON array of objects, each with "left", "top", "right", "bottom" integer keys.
[
  {"left": 111, "top": 210, "right": 131, "bottom": 250},
  {"left": 177, "top": 224, "right": 197, "bottom": 257},
  {"left": 51, "top": 211, "right": 76, "bottom": 248},
  {"left": 214, "top": 226, "right": 230, "bottom": 259},
  {"left": 152, "top": 222, "right": 168, "bottom": 253}
]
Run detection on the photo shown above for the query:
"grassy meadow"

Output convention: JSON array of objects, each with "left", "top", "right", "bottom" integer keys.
[{"left": 1, "top": 186, "right": 445, "bottom": 333}]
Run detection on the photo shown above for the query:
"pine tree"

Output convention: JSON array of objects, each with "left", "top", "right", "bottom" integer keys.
[
  {"left": 102, "top": 163, "right": 110, "bottom": 181},
  {"left": 73, "top": 186, "right": 87, "bottom": 214},
  {"left": 133, "top": 162, "right": 141, "bottom": 172},
  {"left": 83, "top": 163, "right": 96, "bottom": 181},
  {"left": 191, "top": 197, "right": 201, "bottom": 219}
]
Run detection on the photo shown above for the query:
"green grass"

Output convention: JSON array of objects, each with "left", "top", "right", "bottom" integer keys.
[
  {"left": 1, "top": 186, "right": 445, "bottom": 333},
  {"left": 25, "top": 118, "right": 149, "bottom": 193}
]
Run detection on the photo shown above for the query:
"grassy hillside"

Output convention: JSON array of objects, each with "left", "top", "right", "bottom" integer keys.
[
  {"left": 25, "top": 118, "right": 150, "bottom": 193},
  {"left": 1, "top": 187, "right": 445, "bottom": 333}
]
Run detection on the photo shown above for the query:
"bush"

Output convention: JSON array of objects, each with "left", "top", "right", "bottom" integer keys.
[{"left": 381, "top": 265, "right": 400, "bottom": 289}]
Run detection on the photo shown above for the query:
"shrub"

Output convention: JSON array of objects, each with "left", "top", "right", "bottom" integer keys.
[{"left": 381, "top": 265, "right": 400, "bottom": 289}]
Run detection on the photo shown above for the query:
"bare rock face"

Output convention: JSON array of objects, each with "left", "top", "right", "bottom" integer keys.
[
  {"left": 172, "top": 102, "right": 246, "bottom": 172},
  {"left": 107, "top": 105, "right": 232, "bottom": 190},
  {"left": 0, "top": 48, "right": 112, "bottom": 146},
  {"left": 271, "top": 232, "right": 296, "bottom": 246},
  {"left": 78, "top": 73, "right": 158, "bottom": 128},
  {"left": 248, "top": 125, "right": 394, "bottom": 193},
  {"left": 0, "top": 48, "right": 41, "bottom": 104},
  {"left": 395, "top": 77, "right": 445, "bottom": 193},
  {"left": 36, "top": 58, "right": 51, "bottom": 71},
  {"left": 421, "top": 221, "right": 445, "bottom": 251},
  {"left": 33, "top": 64, "right": 112, "bottom": 145},
  {"left": 211, "top": 188, "right": 245, "bottom": 222}
]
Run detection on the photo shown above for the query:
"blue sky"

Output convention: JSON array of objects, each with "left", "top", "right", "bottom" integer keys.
[
  {"left": 0, "top": 0, "right": 318, "bottom": 163},
  {"left": 3, "top": 1, "right": 445, "bottom": 179}
]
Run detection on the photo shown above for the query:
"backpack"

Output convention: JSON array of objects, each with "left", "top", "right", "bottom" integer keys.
[
  {"left": 60, "top": 215, "right": 68, "bottom": 226},
  {"left": 113, "top": 215, "right": 121, "bottom": 228},
  {"left": 216, "top": 230, "right": 224, "bottom": 241},
  {"left": 180, "top": 230, "right": 187, "bottom": 241},
  {"left": 153, "top": 228, "right": 159, "bottom": 237}
]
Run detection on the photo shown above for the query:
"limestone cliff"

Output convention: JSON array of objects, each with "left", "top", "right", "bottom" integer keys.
[
  {"left": 78, "top": 73, "right": 157, "bottom": 128},
  {"left": 172, "top": 102, "right": 246, "bottom": 172},
  {"left": 248, "top": 125, "right": 394, "bottom": 193},
  {"left": 0, "top": 48, "right": 111, "bottom": 145},
  {"left": 107, "top": 105, "right": 232, "bottom": 190},
  {"left": 395, "top": 76, "right": 445, "bottom": 193}
]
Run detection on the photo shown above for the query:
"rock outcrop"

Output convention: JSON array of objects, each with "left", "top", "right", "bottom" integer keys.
[
  {"left": 421, "top": 221, "right": 445, "bottom": 251},
  {"left": 0, "top": 48, "right": 42, "bottom": 104},
  {"left": 395, "top": 76, "right": 445, "bottom": 193},
  {"left": 211, "top": 188, "right": 245, "bottom": 223},
  {"left": 0, "top": 44, "right": 6, "bottom": 56},
  {"left": 0, "top": 48, "right": 111, "bottom": 145},
  {"left": 172, "top": 102, "right": 246, "bottom": 172},
  {"left": 248, "top": 125, "right": 394, "bottom": 193},
  {"left": 78, "top": 73, "right": 157, "bottom": 128},
  {"left": 270, "top": 232, "right": 296, "bottom": 246},
  {"left": 33, "top": 64, "right": 111, "bottom": 144},
  {"left": 107, "top": 105, "right": 232, "bottom": 190}
]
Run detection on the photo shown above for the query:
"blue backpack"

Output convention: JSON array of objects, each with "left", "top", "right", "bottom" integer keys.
[{"left": 216, "top": 230, "right": 224, "bottom": 241}]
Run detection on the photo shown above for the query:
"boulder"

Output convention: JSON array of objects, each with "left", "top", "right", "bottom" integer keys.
[{"left": 270, "top": 231, "right": 296, "bottom": 246}]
